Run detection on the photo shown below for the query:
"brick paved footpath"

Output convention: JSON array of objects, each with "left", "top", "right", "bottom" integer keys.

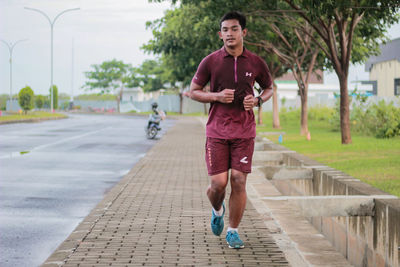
[{"left": 42, "top": 117, "right": 289, "bottom": 267}]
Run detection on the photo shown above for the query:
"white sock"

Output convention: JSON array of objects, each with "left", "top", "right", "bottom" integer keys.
[
  {"left": 213, "top": 205, "right": 224, "bottom": 216},
  {"left": 227, "top": 227, "right": 238, "bottom": 233}
]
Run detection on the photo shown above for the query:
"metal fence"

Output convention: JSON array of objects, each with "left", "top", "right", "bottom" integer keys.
[{"left": 6, "top": 95, "right": 400, "bottom": 113}]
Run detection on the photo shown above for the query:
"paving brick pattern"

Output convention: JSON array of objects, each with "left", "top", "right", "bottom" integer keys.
[{"left": 43, "top": 118, "right": 289, "bottom": 267}]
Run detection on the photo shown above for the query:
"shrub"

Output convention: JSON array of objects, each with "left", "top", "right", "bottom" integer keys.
[
  {"left": 369, "top": 101, "right": 400, "bottom": 138},
  {"left": 350, "top": 97, "right": 400, "bottom": 138},
  {"left": 308, "top": 105, "right": 334, "bottom": 122},
  {"left": 329, "top": 94, "right": 344, "bottom": 132},
  {"left": 0, "top": 94, "right": 8, "bottom": 110}
]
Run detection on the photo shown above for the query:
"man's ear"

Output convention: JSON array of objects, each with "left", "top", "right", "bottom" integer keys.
[
  {"left": 242, "top": 28, "right": 247, "bottom": 37},
  {"left": 218, "top": 31, "right": 223, "bottom": 40}
]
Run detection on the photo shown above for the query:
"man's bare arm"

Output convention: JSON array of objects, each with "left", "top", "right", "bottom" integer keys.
[
  {"left": 190, "top": 81, "right": 235, "bottom": 104},
  {"left": 243, "top": 87, "right": 273, "bottom": 110},
  {"left": 259, "top": 87, "right": 273, "bottom": 103}
]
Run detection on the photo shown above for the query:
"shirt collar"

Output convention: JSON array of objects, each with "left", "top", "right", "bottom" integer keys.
[{"left": 221, "top": 46, "right": 249, "bottom": 58}]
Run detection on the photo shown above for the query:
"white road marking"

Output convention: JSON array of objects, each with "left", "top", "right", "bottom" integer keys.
[{"left": 0, "top": 127, "right": 111, "bottom": 159}]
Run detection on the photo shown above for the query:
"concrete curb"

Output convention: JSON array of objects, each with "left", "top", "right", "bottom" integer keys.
[{"left": 254, "top": 137, "right": 399, "bottom": 267}]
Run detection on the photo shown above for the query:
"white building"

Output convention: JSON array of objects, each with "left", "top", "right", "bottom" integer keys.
[
  {"left": 365, "top": 38, "right": 400, "bottom": 96},
  {"left": 274, "top": 81, "right": 372, "bottom": 100}
]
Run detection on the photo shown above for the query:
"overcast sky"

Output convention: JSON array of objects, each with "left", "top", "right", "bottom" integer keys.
[{"left": 1, "top": 0, "right": 399, "bottom": 97}]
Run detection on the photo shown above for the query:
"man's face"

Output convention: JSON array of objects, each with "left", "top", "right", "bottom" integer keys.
[{"left": 219, "top": 19, "right": 247, "bottom": 48}]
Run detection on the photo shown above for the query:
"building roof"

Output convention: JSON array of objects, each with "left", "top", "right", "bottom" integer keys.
[
  {"left": 365, "top": 38, "right": 400, "bottom": 71},
  {"left": 275, "top": 69, "right": 324, "bottom": 84}
]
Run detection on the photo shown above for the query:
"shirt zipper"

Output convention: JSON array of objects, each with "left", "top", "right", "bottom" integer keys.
[{"left": 234, "top": 57, "right": 238, "bottom": 83}]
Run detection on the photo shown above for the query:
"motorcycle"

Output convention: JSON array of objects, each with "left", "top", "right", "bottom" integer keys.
[{"left": 145, "top": 110, "right": 165, "bottom": 139}]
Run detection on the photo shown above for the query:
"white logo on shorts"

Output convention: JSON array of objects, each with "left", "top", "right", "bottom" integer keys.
[
  {"left": 246, "top": 72, "right": 252, "bottom": 77},
  {"left": 240, "top": 157, "right": 248, "bottom": 164}
]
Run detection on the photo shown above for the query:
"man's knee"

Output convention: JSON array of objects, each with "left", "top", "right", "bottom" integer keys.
[
  {"left": 209, "top": 173, "right": 228, "bottom": 193},
  {"left": 230, "top": 170, "right": 247, "bottom": 191}
]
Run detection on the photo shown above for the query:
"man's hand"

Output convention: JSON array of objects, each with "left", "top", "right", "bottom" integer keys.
[
  {"left": 216, "top": 89, "right": 235, "bottom": 103},
  {"left": 243, "top": 95, "right": 257, "bottom": 110}
]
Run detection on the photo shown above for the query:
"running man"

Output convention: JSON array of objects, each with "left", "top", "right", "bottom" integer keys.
[{"left": 189, "top": 11, "right": 273, "bottom": 249}]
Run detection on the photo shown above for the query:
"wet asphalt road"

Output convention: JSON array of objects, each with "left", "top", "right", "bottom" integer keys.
[{"left": 0, "top": 114, "right": 174, "bottom": 267}]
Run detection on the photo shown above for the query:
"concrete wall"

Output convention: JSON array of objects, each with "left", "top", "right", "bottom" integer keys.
[{"left": 259, "top": 141, "right": 400, "bottom": 267}]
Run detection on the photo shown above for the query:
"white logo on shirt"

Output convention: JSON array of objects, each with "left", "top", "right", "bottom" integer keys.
[
  {"left": 246, "top": 72, "right": 252, "bottom": 77},
  {"left": 240, "top": 157, "right": 248, "bottom": 164}
]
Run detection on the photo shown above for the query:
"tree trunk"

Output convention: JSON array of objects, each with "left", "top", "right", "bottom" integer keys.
[
  {"left": 272, "top": 81, "right": 280, "bottom": 128},
  {"left": 257, "top": 105, "right": 263, "bottom": 125},
  {"left": 117, "top": 87, "right": 123, "bottom": 113},
  {"left": 300, "top": 90, "right": 309, "bottom": 136},
  {"left": 338, "top": 75, "right": 352, "bottom": 144},
  {"left": 179, "top": 90, "right": 183, "bottom": 114},
  {"left": 203, "top": 103, "right": 208, "bottom": 115}
]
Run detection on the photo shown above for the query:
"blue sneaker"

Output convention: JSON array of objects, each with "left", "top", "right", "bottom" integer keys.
[
  {"left": 211, "top": 202, "right": 225, "bottom": 236},
  {"left": 226, "top": 230, "right": 244, "bottom": 249}
]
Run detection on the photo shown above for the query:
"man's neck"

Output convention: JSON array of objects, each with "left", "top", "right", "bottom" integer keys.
[{"left": 225, "top": 44, "right": 243, "bottom": 58}]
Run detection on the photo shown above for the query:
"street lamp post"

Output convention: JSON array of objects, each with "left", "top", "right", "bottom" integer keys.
[
  {"left": 0, "top": 39, "right": 28, "bottom": 110},
  {"left": 24, "top": 7, "right": 80, "bottom": 112}
]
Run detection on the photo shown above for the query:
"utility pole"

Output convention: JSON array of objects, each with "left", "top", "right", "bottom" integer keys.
[
  {"left": 0, "top": 39, "right": 28, "bottom": 111},
  {"left": 70, "top": 38, "right": 74, "bottom": 109},
  {"left": 24, "top": 7, "right": 80, "bottom": 112}
]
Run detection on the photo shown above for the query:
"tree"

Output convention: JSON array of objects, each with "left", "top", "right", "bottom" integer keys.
[
  {"left": 49, "top": 85, "right": 59, "bottom": 110},
  {"left": 265, "top": 55, "right": 288, "bottom": 129},
  {"left": 35, "top": 95, "right": 47, "bottom": 109},
  {"left": 170, "top": 0, "right": 322, "bottom": 134},
  {"left": 143, "top": 5, "right": 222, "bottom": 113},
  {"left": 18, "top": 86, "right": 34, "bottom": 114},
  {"left": 144, "top": 1, "right": 284, "bottom": 115},
  {"left": 243, "top": 10, "right": 290, "bottom": 127},
  {"left": 282, "top": 0, "right": 400, "bottom": 144},
  {"left": 249, "top": 18, "right": 324, "bottom": 135},
  {"left": 143, "top": 5, "right": 220, "bottom": 85},
  {"left": 83, "top": 59, "right": 129, "bottom": 113},
  {"left": 249, "top": 46, "right": 288, "bottom": 127},
  {"left": 133, "top": 59, "right": 166, "bottom": 92}
]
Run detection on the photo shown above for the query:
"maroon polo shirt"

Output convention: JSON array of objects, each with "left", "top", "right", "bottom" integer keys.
[{"left": 192, "top": 47, "right": 272, "bottom": 139}]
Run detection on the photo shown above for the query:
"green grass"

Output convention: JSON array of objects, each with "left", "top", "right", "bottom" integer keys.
[
  {"left": 256, "top": 109, "right": 400, "bottom": 197},
  {"left": 0, "top": 111, "right": 67, "bottom": 122}
]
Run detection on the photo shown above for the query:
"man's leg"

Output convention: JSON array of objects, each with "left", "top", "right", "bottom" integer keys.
[
  {"left": 225, "top": 138, "right": 253, "bottom": 249},
  {"left": 207, "top": 171, "right": 228, "bottom": 211},
  {"left": 207, "top": 172, "right": 228, "bottom": 236},
  {"left": 228, "top": 169, "right": 247, "bottom": 228},
  {"left": 224, "top": 169, "right": 247, "bottom": 248},
  {"left": 204, "top": 137, "right": 230, "bottom": 236}
]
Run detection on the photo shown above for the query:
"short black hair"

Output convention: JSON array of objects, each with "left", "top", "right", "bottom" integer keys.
[{"left": 219, "top": 11, "right": 246, "bottom": 30}]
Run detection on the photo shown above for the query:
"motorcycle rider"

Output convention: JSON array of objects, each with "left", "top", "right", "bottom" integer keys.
[
  {"left": 152, "top": 102, "right": 159, "bottom": 115},
  {"left": 147, "top": 102, "right": 165, "bottom": 134}
]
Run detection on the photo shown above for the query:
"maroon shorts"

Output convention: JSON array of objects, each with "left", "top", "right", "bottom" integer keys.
[{"left": 205, "top": 137, "right": 255, "bottom": 176}]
